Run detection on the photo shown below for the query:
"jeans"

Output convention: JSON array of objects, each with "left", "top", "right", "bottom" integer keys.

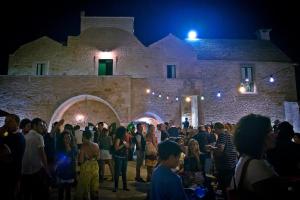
[{"left": 113, "top": 155, "right": 128, "bottom": 189}]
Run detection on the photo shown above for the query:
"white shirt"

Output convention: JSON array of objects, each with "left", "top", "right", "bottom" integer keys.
[
  {"left": 75, "top": 129, "right": 83, "bottom": 144},
  {"left": 22, "top": 130, "right": 45, "bottom": 174},
  {"left": 232, "top": 156, "right": 277, "bottom": 191}
]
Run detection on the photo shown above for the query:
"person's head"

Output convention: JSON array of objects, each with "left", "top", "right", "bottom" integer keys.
[
  {"left": 164, "top": 122, "right": 169, "bottom": 129},
  {"left": 97, "top": 122, "right": 104, "bottom": 130},
  {"left": 31, "top": 118, "right": 44, "bottom": 134},
  {"left": 4, "top": 114, "right": 20, "bottom": 133},
  {"left": 74, "top": 125, "right": 80, "bottom": 131},
  {"left": 198, "top": 125, "right": 205, "bottom": 132},
  {"left": 293, "top": 133, "right": 300, "bottom": 144},
  {"left": 214, "top": 122, "right": 224, "bottom": 135},
  {"left": 185, "top": 117, "right": 188, "bottom": 121},
  {"left": 205, "top": 124, "right": 212, "bottom": 133},
  {"left": 187, "top": 138, "right": 200, "bottom": 157},
  {"left": 234, "top": 114, "right": 275, "bottom": 159},
  {"left": 157, "top": 123, "right": 161, "bottom": 131},
  {"left": 62, "top": 131, "right": 72, "bottom": 147},
  {"left": 19, "top": 118, "right": 31, "bottom": 134},
  {"left": 41, "top": 120, "right": 48, "bottom": 135},
  {"left": 136, "top": 123, "right": 143, "bottom": 133},
  {"left": 277, "top": 121, "right": 294, "bottom": 141},
  {"left": 82, "top": 127, "right": 93, "bottom": 142},
  {"left": 158, "top": 140, "right": 182, "bottom": 168},
  {"left": 160, "top": 123, "right": 166, "bottom": 131},
  {"left": 148, "top": 124, "right": 155, "bottom": 134},
  {"left": 116, "top": 126, "right": 126, "bottom": 140},
  {"left": 64, "top": 124, "right": 74, "bottom": 135}
]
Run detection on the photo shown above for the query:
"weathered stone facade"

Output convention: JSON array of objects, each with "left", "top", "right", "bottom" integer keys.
[{"left": 1, "top": 15, "right": 298, "bottom": 130}]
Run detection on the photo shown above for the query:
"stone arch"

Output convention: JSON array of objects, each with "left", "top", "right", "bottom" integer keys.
[
  {"left": 133, "top": 111, "right": 164, "bottom": 125},
  {"left": 48, "top": 94, "right": 121, "bottom": 132}
]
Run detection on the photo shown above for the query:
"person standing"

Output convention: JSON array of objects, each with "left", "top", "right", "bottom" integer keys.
[
  {"left": 133, "top": 123, "right": 146, "bottom": 182},
  {"left": 211, "top": 122, "right": 237, "bottom": 198},
  {"left": 75, "top": 128, "right": 100, "bottom": 200},
  {"left": 0, "top": 114, "right": 25, "bottom": 200},
  {"left": 145, "top": 124, "right": 158, "bottom": 182},
  {"left": 150, "top": 140, "right": 188, "bottom": 200},
  {"left": 112, "top": 126, "right": 130, "bottom": 192},
  {"left": 22, "top": 118, "right": 50, "bottom": 200}
]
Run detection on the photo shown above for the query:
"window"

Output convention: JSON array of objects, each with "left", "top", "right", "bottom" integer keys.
[
  {"left": 98, "top": 59, "right": 113, "bottom": 75},
  {"left": 35, "top": 63, "right": 48, "bottom": 76},
  {"left": 241, "top": 64, "right": 255, "bottom": 93},
  {"left": 167, "top": 65, "right": 176, "bottom": 78}
]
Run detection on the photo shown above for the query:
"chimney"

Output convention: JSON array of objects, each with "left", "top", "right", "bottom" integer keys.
[{"left": 256, "top": 29, "right": 272, "bottom": 40}]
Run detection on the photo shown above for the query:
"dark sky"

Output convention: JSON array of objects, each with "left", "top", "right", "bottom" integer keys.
[{"left": 0, "top": 0, "right": 299, "bottom": 99}]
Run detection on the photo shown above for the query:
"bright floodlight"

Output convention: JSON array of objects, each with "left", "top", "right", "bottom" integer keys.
[
  {"left": 187, "top": 30, "right": 198, "bottom": 41},
  {"left": 217, "top": 91, "right": 221, "bottom": 98},
  {"left": 239, "top": 85, "right": 246, "bottom": 93},
  {"left": 75, "top": 114, "right": 85, "bottom": 122},
  {"left": 185, "top": 97, "right": 191, "bottom": 102},
  {"left": 269, "top": 75, "right": 274, "bottom": 83}
]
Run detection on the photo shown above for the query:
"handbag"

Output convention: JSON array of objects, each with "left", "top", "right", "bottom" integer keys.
[{"left": 226, "top": 158, "right": 253, "bottom": 200}]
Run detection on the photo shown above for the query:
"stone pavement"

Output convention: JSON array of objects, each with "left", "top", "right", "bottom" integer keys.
[{"left": 50, "top": 160, "right": 149, "bottom": 200}]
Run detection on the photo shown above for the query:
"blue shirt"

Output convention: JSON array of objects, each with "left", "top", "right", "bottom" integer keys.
[{"left": 150, "top": 165, "right": 188, "bottom": 200}]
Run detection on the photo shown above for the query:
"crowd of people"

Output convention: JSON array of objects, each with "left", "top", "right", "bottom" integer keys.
[{"left": 0, "top": 109, "right": 299, "bottom": 200}]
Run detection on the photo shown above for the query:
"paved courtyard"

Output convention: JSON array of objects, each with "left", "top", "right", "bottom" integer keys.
[{"left": 50, "top": 161, "right": 149, "bottom": 200}]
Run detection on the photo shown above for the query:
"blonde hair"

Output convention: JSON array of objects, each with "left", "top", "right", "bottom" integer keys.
[{"left": 187, "top": 139, "right": 200, "bottom": 157}]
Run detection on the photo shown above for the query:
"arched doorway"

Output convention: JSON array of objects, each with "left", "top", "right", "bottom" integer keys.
[
  {"left": 133, "top": 112, "right": 163, "bottom": 143},
  {"left": 48, "top": 94, "right": 121, "bottom": 132}
]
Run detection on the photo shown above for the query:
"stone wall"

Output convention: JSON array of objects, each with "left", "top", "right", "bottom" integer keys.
[{"left": 0, "top": 76, "right": 131, "bottom": 126}]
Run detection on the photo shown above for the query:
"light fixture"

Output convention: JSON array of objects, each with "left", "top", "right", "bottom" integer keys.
[
  {"left": 217, "top": 91, "right": 221, "bottom": 98},
  {"left": 200, "top": 96, "right": 205, "bottom": 100},
  {"left": 245, "top": 78, "right": 249, "bottom": 82},
  {"left": 158, "top": 94, "right": 162, "bottom": 98},
  {"left": 75, "top": 114, "right": 85, "bottom": 122},
  {"left": 166, "top": 96, "right": 169, "bottom": 100},
  {"left": 185, "top": 96, "right": 191, "bottom": 102},
  {"left": 187, "top": 30, "right": 199, "bottom": 41},
  {"left": 175, "top": 97, "right": 179, "bottom": 101},
  {"left": 146, "top": 89, "right": 151, "bottom": 94},
  {"left": 269, "top": 75, "right": 274, "bottom": 83},
  {"left": 239, "top": 84, "right": 246, "bottom": 93},
  {"left": 152, "top": 92, "right": 155, "bottom": 95}
]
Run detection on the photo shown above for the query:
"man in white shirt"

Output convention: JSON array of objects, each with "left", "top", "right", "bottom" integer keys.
[
  {"left": 74, "top": 125, "right": 83, "bottom": 149},
  {"left": 22, "top": 118, "right": 49, "bottom": 200}
]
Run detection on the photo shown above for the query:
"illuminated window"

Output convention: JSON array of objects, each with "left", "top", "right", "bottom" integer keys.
[
  {"left": 98, "top": 59, "right": 113, "bottom": 75},
  {"left": 167, "top": 65, "right": 176, "bottom": 79},
  {"left": 241, "top": 64, "right": 255, "bottom": 93},
  {"left": 35, "top": 63, "right": 48, "bottom": 76}
]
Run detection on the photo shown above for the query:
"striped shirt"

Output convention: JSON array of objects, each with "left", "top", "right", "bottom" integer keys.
[{"left": 215, "top": 133, "right": 237, "bottom": 170}]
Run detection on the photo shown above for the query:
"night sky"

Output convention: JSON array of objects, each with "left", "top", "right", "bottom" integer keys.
[{"left": 0, "top": 0, "right": 299, "bottom": 99}]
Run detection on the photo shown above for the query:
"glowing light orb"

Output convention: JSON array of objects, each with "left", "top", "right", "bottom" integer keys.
[
  {"left": 217, "top": 91, "right": 221, "bottom": 98},
  {"left": 188, "top": 30, "right": 198, "bottom": 40},
  {"left": 185, "top": 97, "right": 191, "bottom": 102},
  {"left": 269, "top": 76, "right": 274, "bottom": 83},
  {"left": 75, "top": 114, "right": 85, "bottom": 122},
  {"left": 146, "top": 89, "right": 151, "bottom": 94},
  {"left": 239, "top": 85, "right": 246, "bottom": 93}
]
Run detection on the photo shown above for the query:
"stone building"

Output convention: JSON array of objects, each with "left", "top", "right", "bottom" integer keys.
[{"left": 1, "top": 12, "right": 299, "bottom": 131}]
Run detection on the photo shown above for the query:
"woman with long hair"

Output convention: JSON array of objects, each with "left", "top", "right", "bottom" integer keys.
[
  {"left": 112, "top": 126, "right": 130, "bottom": 192},
  {"left": 75, "top": 128, "right": 100, "bottom": 200},
  {"left": 145, "top": 124, "right": 158, "bottom": 182}
]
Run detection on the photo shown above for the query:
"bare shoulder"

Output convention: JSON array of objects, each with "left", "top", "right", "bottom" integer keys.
[{"left": 92, "top": 142, "right": 99, "bottom": 149}]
